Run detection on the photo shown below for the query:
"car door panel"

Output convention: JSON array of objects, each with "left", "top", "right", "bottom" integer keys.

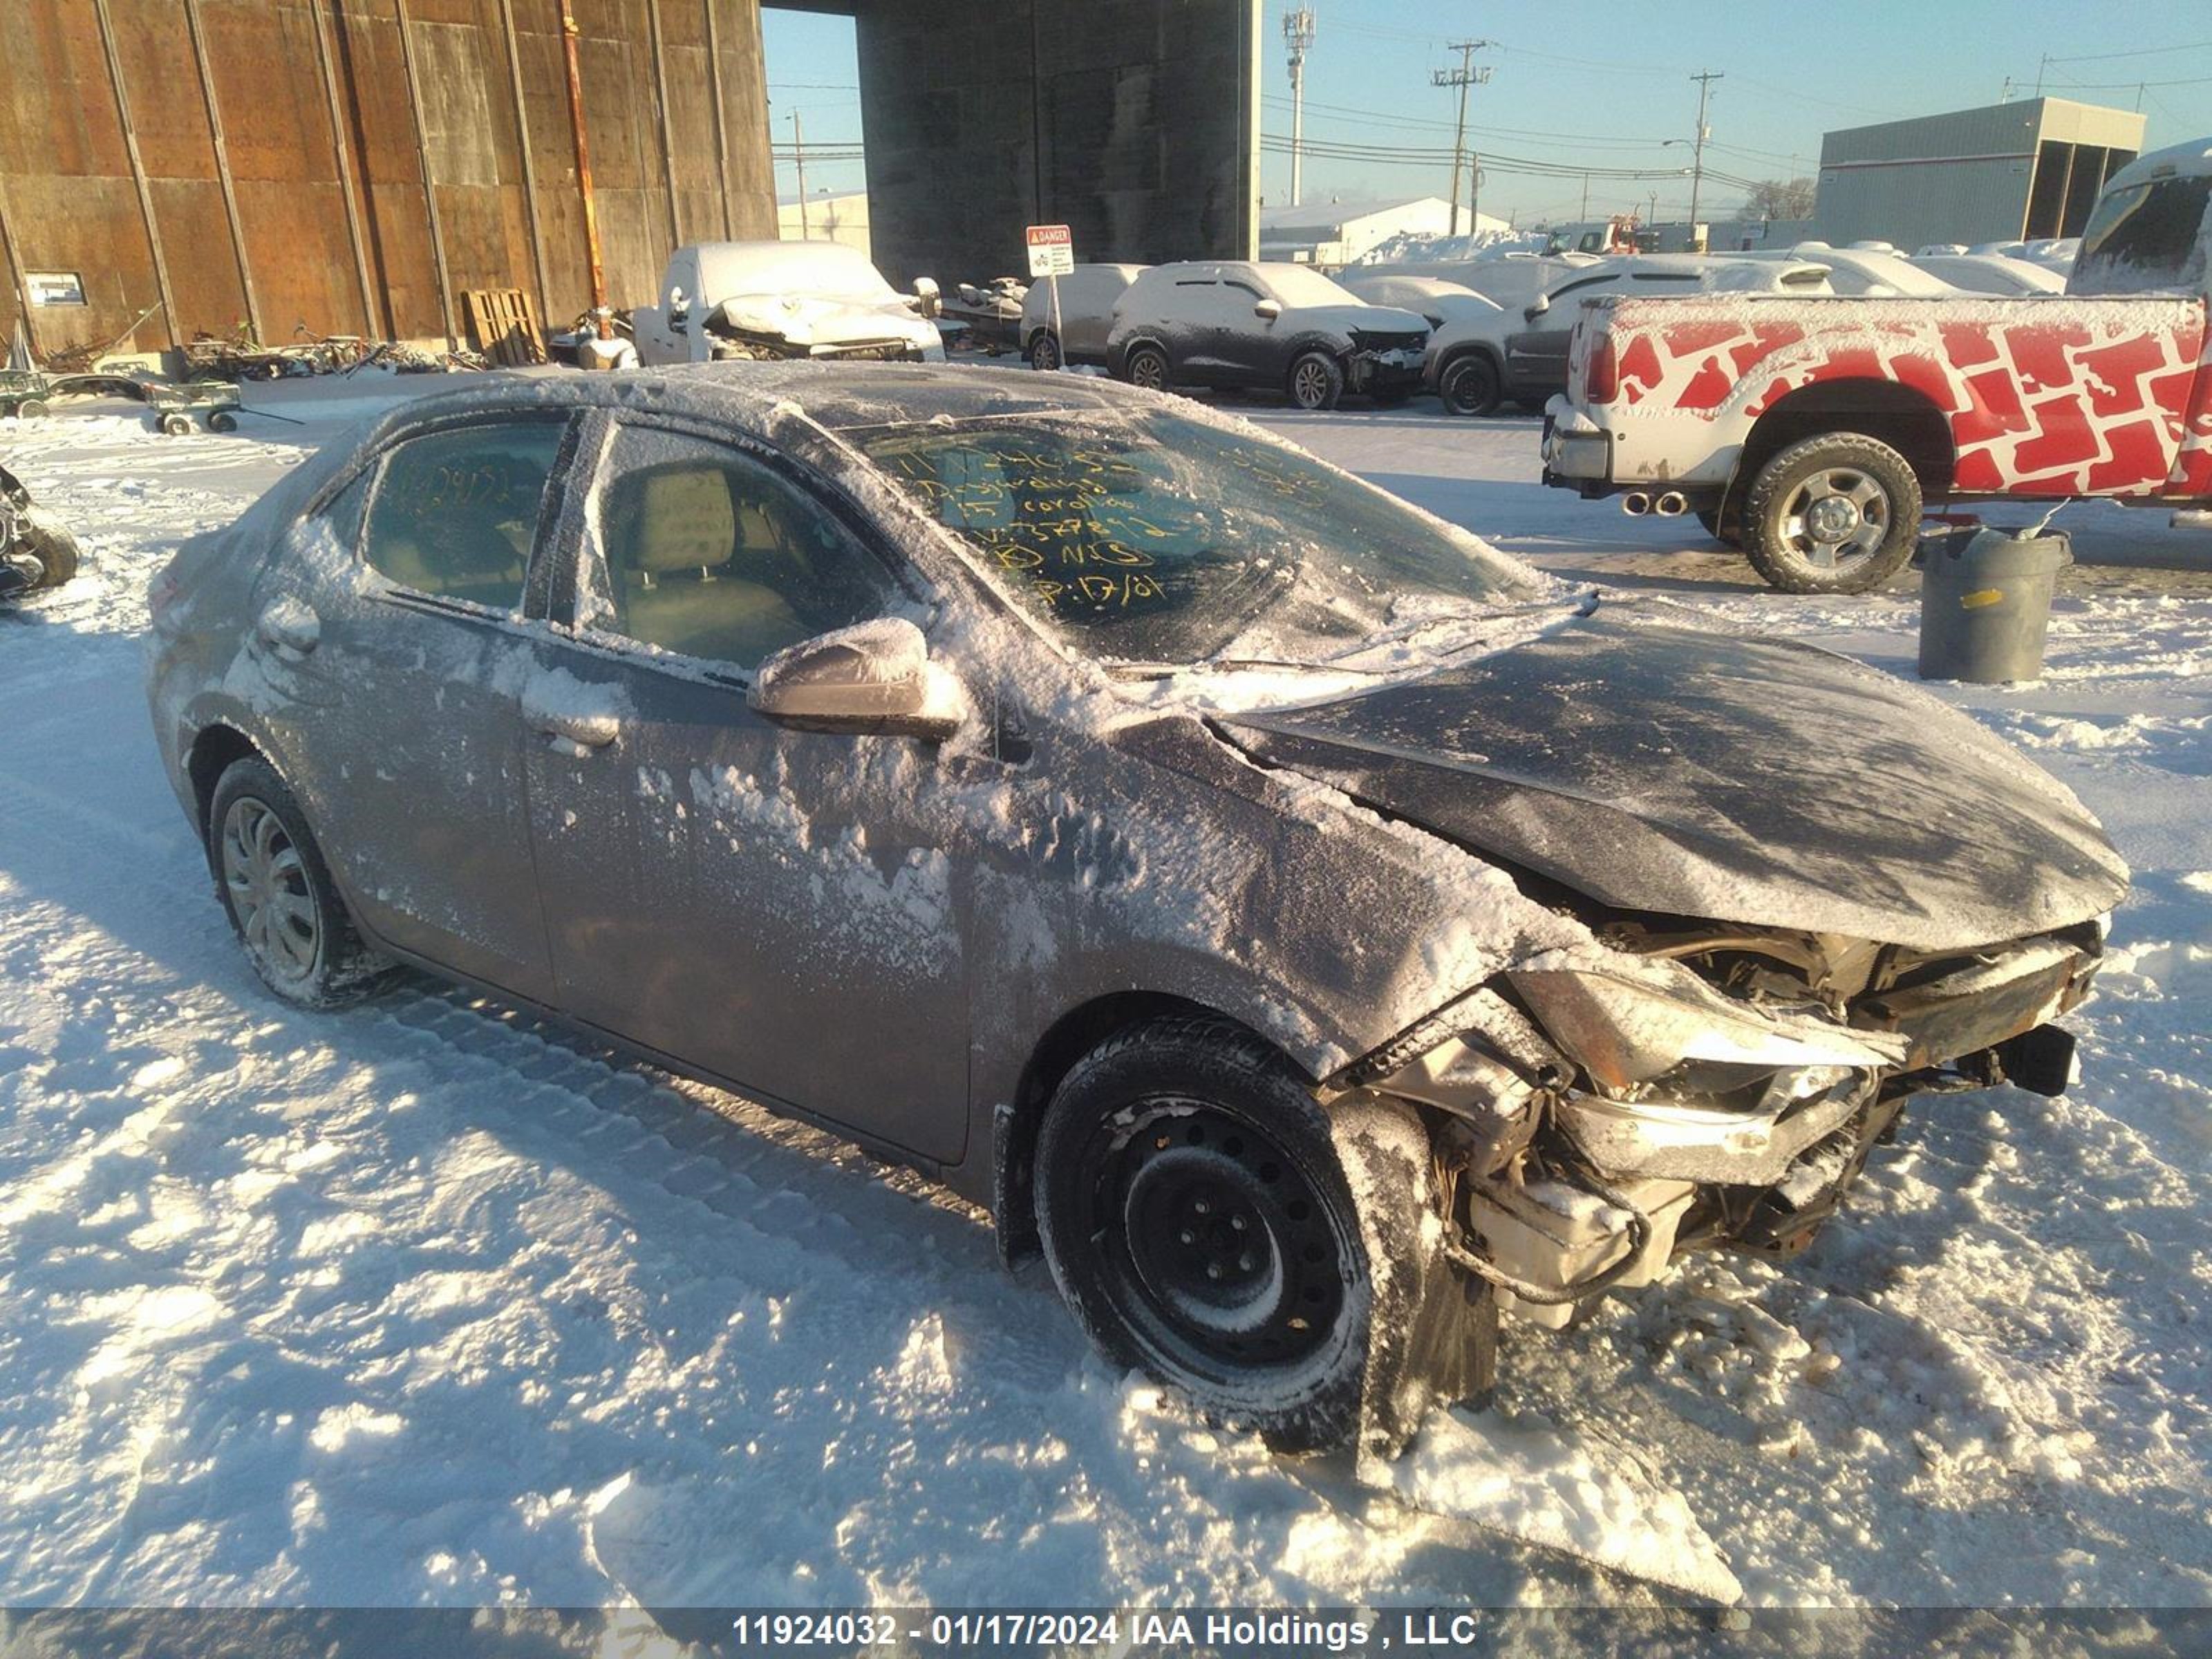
[
  {"left": 522, "top": 421, "right": 970, "bottom": 1162},
  {"left": 255, "top": 418, "right": 574, "bottom": 1003}
]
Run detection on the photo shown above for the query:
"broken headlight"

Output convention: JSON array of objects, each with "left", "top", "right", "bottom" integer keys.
[
  {"left": 1509, "top": 964, "right": 1903, "bottom": 1099},
  {"left": 1511, "top": 964, "right": 1906, "bottom": 1184}
]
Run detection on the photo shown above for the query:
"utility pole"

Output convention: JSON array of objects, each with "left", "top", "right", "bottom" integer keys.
[
  {"left": 1432, "top": 40, "right": 1492, "bottom": 238},
  {"left": 1687, "top": 69, "right": 1722, "bottom": 247},
  {"left": 1284, "top": 8, "right": 1316, "bottom": 207},
  {"left": 793, "top": 111, "right": 810, "bottom": 238},
  {"left": 1580, "top": 172, "right": 1591, "bottom": 220}
]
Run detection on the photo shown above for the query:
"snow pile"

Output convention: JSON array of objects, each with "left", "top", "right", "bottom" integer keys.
[
  {"left": 1353, "top": 228, "right": 1548, "bottom": 267},
  {"left": 1387, "top": 1407, "right": 1743, "bottom": 1604}
]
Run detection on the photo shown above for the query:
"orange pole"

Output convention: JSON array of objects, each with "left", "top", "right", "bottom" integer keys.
[{"left": 559, "top": 0, "right": 606, "bottom": 312}]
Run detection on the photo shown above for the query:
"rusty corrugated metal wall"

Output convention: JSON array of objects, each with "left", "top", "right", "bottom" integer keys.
[{"left": 0, "top": 0, "right": 776, "bottom": 357}]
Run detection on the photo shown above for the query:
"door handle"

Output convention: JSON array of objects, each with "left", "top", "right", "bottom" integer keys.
[
  {"left": 525, "top": 702, "right": 622, "bottom": 756},
  {"left": 254, "top": 599, "right": 320, "bottom": 658}
]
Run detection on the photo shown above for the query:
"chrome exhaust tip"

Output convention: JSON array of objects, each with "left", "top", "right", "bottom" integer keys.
[
  {"left": 1621, "top": 491, "right": 1651, "bottom": 516},
  {"left": 1653, "top": 491, "right": 1689, "bottom": 516}
]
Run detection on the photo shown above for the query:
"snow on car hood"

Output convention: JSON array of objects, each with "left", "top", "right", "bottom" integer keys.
[
  {"left": 1217, "top": 609, "right": 2128, "bottom": 952},
  {"left": 1287, "top": 304, "right": 1428, "bottom": 337},
  {"left": 715, "top": 293, "right": 935, "bottom": 350}
]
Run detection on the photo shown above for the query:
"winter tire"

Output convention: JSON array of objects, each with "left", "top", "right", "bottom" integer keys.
[
  {"left": 15, "top": 523, "right": 78, "bottom": 592},
  {"left": 1287, "top": 350, "right": 1345, "bottom": 412},
  {"left": 1121, "top": 343, "right": 1170, "bottom": 392},
  {"left": 208, "top": 410, "right": 239, "bottom": 433},
  {"left": 1035, "top": 1015, "right": 1375, "bottom": 1452},
  {"left": 159, "top": 413, "right": 192, "bottom": 437},
  {"left": 208, "top": 756, "right": 389, "bottom": 1009},
  {"left": 1028, "top": 330, "right": 1062, "bottom": 373},
  {"left": 15, "top": 398, "right": 48, "bottom": 420},
  {"left": 1437, "top": 353, "right": 1502, "bottom": 418},
  {"left": 1743, "top": 432, "right": 1922, "bottom": 594}
]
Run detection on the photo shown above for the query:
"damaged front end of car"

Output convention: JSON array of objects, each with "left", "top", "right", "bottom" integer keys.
[
  {"left": 1323, "top": 914, "right": 2106, "bottom": 1456},
  {"left": 704, "top": 298, "right": 930, "bottom": 364}
]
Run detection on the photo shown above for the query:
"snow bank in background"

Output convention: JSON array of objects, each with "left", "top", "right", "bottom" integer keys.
[{"left": 1353, "top": 228, "right": 1548, "bottom": 267}]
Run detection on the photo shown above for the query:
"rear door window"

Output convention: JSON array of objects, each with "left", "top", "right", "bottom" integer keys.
[{"left": 361, "top": 422, "right": 567, "bottom": 610}]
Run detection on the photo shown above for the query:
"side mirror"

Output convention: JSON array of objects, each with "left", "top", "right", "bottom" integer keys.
[
  {"left": 1524, "top": 295, "right": 1551, "bottom": 321},
  {"left": 748, "top": 617, "right": 962, "bottom": 738},
  {"left": 1254, "top": 299, "right": 1283, "bottom": 321},
  {"left": 910, "top": 277, "right": 941, "bottom": 319}
]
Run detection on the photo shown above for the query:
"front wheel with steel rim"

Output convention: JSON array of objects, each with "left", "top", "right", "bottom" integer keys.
[
  {"left": 1743, "top": 431, "right": 1922, "bottom": 594},
  {"left": 207, "top": 755, "right": 388, "bottom": 1007},
  {"left": 1028, "top": 330, "right": 1062, "bottom": 372},
  {"left": 1121, "top": 341, "right": 1170, "bottom": 391},
  {"left": 1436, "top": 352, "right": 1502, "bottom": 418},
  {"left": 1286, "top": 350, "right": 1344, "bottom": 411},
  {"left": 1035, "top": 1015, "right": 1375, "bottom": 1452}
]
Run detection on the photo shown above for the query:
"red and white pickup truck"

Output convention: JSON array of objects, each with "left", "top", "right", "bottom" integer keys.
[{"left": 1543, "top": 138, "right": 2212, "bottom": 591}]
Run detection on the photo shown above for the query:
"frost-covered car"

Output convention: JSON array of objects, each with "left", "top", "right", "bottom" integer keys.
[
  {"left": 1021, "top": 262, "right": 1147, "bottom": 371},
  {"left": 632, "top": 241, "right": 944, "bottom": 366},
  {"left": 1106, "top": 261, "right": 1429, "bottom": 411},
  {"left": 144, "top": 365, "right": 2126, "bottom": 1459}
]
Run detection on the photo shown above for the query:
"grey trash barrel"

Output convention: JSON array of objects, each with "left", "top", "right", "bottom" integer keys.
[{"left": 1917, "top": 526, "right": 2071, "bottom": 684}]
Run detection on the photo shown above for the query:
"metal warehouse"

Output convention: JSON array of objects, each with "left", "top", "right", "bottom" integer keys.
[
  {"left": 1813, "top": 96, "right": 2146, "bottom": 251},
  {"left": 0, "top": 1, "right": 780, "bottom": 361},
  {"left": 0, "top": 0, "right": 1260, "bottom": 364}
]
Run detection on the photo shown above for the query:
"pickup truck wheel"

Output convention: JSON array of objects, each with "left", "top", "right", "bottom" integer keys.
[
  {"left": 1743, "top": 433, "right": 1922, "bottom": 594},
  {"left": 1438, "top": 353, "right": 1502, "bottom": 418},
  {"left": 1288, "top": 350, "right": 1345, "bottom": 411}
]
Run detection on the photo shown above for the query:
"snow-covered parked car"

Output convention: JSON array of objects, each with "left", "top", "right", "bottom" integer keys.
[
  {"left": 1908, "top": 253, "right": 2067, "bottom": 295},
  {"left": 1427, "top": 254, "right": 1832, "bottom": 417},
  {"left": 1338, "top": 273, "right": 1503, "bottom": 329},
  {"left": 1022, "top": 262, "right": 1147, "bottom": 371},
  {"left": 144, "top": 364, "right": 2124, "bottom": 1457},
  {"left": 632, "top": 241, "right": 944, "bottom": 366},
  {"left": 1106, "top": 261, "right": 1429, "bottom": 410}
]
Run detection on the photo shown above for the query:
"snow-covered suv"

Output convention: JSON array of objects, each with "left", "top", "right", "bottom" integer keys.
[
  {"left": 1106, "top": 262, "right": 1428, "bottom": 410},
  {"left": 632, "top": 241, "right": 944, "bottom": 367}
]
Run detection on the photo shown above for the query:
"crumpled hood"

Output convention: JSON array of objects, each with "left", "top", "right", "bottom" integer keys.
[
  {"left": 1219, "top": 610, "right": 2128, "bottom": 952},
  {"left": 715, "top": 293, "right": 932, "bottom": 349},
  {"left": 1287, "top": 303, "right": 1428, "bottom": 338}
]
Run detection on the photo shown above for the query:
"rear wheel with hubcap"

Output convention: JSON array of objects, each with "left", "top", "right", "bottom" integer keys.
[
  {"left": 1035, "top": 1017, "right": 1378, "bottom": 1451},
  {"left": 208, "top": 756, "right": 388, "bottom": 1008},
  {"left": 1028, "top": 330, "right": 1062, "bottom": 372},
  {"left": 1743, "top": 432, "right": 1922, "bottom": 594}
]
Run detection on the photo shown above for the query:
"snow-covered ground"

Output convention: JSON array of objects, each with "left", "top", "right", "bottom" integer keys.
[{"left": 1, "top": 381, "right": 2208, "bottom": 1615}]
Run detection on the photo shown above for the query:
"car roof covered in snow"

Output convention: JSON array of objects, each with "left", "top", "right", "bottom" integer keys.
[
  {"left": 368, "top": 362, "right": 1153, "bottom": 444},
  {"left": 2101, "top": 135, "right": 2212, "bottom": 191}
]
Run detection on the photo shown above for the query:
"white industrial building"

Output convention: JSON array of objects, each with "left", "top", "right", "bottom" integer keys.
[
  {"left": 1257, "top": 196, "right": 1506, "bottom": 266},
  {"left": 776, "top": 191, "right": 873, "bottom": 259}
]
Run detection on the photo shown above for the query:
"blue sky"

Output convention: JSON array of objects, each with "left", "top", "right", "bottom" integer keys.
[{"left": 760, "top": 3, "right": 2212, "bottom": 225}]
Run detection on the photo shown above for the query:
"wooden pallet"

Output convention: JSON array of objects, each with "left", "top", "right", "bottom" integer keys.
[{"left": 463, "top": 288, "right": 548, "bottom": 368}]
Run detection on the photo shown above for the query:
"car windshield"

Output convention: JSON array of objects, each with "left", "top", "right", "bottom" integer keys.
[
  {"left": 1257, "top": 265, "right": 1361, "bottom": 308},
  {"left": 2071, "top": 175, "right": 2212, "bottom": 294},
  {"left": 849, "top": 409, "right": 1547, "bottom": 665}
]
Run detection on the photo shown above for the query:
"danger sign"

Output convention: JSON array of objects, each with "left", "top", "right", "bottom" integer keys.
[{"left": 1025, "top": 224, "right": 1074, "bottom": 278}]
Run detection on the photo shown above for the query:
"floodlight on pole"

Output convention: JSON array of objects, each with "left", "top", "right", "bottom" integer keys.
[{"left": 1284, "top": 8, "right": 1317, "bottom": 206}]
